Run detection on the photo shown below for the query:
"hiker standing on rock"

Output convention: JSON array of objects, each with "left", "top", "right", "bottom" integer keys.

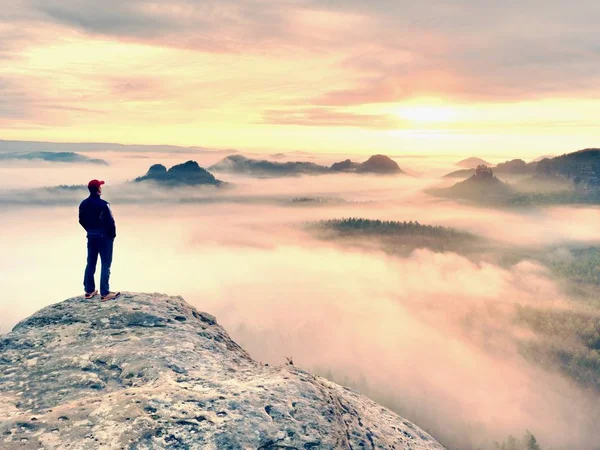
[{"left": 79, "top": 179, "right": 120, "bottom": 301}]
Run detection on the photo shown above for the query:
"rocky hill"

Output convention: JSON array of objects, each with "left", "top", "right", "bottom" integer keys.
[
  {"left": 210, "top": 155, "right": 405, "bottom": 177},
  {"left": 209, "top": 155, "right": 329, "bottom": 177},
  {"left": 444, "top": 159, "right": 536, "bottom": 179},
  {"left": 536, "top": 149, "right": 600, "bottom": 189},
  {"left": 134, "top": 161, "right": 224, "bottom": 187},
  {"left": 432, "top": 165, "right": 514, "bottom": 203},
  {"left": 0, "top": 293, "right": 444, "bottom": 450},
  {"left": 355, "top": 155, "right": 404, "bottom": 174}
]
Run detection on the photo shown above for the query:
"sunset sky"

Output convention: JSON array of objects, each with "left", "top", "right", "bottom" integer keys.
[{"left": 1, "top": 0, "right": 599, "bottom": 156}]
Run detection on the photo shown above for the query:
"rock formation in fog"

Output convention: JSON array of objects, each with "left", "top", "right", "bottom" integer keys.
[
  {"left": 134, "top": 161, "right": 223, "bottom": 187},
  {"left": 209, "top": 155, "right": 330, "bottom": 177},
  {"left": 444, "top": 159, "right": 537, "bottom": 179},
  {"left": 210, "top": 154, "right": 405, "bottom": 177},
  {"left": 355, "top": 154, "right": 404, "bottom": 174},
  {"left": 0, "top": 293, "right": 444, "bottom": 449},
  {"left": 330, "top": 158, "right": 359, "bottom": 172},
  {"left": 433, "top": 165, "right": 514, "bottom": 202}
]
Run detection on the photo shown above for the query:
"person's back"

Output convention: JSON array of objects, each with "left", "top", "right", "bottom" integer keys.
[
  {"left": 79, "top": 179, "right": 119, "bottom": 301},
  {"left": 79, "top": 194, "right": 116, "bottom": 239}
]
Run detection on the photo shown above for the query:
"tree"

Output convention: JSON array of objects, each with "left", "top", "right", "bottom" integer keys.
[{"left": 525, "top": 431, "right": 541, "bottom": 450}]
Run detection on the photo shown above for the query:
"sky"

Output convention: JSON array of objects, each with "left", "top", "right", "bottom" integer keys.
[{"left": 1, "top": 0, "right": 599, "bottom": 156}]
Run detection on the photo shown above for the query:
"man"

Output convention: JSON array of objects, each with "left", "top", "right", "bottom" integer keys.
[{"left": 79, "top": 179, "right": 120, "bottom": 301}]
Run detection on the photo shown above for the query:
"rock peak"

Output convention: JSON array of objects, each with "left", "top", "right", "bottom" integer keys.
[{"left": 1, "top": 292, "right": 444, "bottom": 449}]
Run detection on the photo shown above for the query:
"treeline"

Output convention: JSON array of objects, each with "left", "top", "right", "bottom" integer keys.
[
  {"left": 516, "top": 305, "right": 600, "bottom": 391},
  {"left": 545, "top": 247, "right": 600, "bottom": 286},
  {"left": 494, "top": 432, "right": 542, "bottom": 450},
  {"left": 316, "top": 218, "right": 473, "bottom": 239}
]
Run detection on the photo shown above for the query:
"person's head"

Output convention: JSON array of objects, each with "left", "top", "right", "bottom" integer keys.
[{"left": 88, "top": 179, "right": 105, "bottom": 196}]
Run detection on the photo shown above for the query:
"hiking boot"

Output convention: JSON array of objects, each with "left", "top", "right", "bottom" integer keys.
[
  {"left": 101, "top": 292, "right": 121, "bottom": 302},
  {"left": 84, "top": 290, "right": 98, "bottom": 299}
]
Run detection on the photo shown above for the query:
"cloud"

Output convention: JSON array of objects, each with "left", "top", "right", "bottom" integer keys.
[
  {"left": 32, "top": 0, "right": 298, "bottom": 53},
  {"left": 0, "top": 78, "right": 35, "bottom": 120},
  {"left": 1, "top": 0, "right": 600, "bottom": 148},
  {"left": 2, "top": 175, "right": 600, "bottom": 449},
  {"left": 261, "top": 107, "right": 401, "bottom": 129},
  {"left": 18, "top": 0, "right": 600, "bottom": 102}
]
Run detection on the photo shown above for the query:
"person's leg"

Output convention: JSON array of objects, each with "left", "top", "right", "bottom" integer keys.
[
  {"left": 99, "top": 238, "right": 114, "bottom": 297},
  {"left": 83, "top": 238, "right": 99, "bottom": 293}
]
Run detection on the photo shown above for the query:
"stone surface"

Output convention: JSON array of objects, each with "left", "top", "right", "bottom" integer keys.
[{"left": 0, "top": 293, "right": 445, "bottom": 450}]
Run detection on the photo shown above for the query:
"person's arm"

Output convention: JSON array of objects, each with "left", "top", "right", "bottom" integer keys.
[
  {"left": 78, "top": 203, "right": 88, "bottom": 230},
  {"left": 102, "top": 202, "right": 117, "bottom": 238}
]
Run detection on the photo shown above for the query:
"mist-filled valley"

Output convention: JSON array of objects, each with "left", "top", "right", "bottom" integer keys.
[{"left": 2, "top": 144, "right": 600, "bottom": 450}]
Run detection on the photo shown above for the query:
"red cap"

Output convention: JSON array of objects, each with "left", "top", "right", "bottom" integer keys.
[{"left": 88, "top": 179, "right": 105, "bottom": 190}]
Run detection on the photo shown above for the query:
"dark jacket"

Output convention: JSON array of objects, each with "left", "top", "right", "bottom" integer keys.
[{"left": 79, "top": 194, "right": 116, "bottom": 239}]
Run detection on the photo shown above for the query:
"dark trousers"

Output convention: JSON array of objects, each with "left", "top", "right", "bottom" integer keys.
[{"left": 84, "top": 237, "right": 114, "bottom": 296}]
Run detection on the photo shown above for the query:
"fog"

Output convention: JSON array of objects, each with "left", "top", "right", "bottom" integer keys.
[{"left": 2, "top": 151, "right": 600, "bottom": 449}]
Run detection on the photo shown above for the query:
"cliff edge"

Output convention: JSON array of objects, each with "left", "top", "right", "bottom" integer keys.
[{"left": 0, "top": 292, "right": 444, "bottom": 449}]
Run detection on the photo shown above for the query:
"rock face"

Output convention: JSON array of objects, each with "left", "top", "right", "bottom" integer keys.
[
  {"left": 0, "top": 293, "right": 444, "bottom": 450},
  {"left": 134, "top": 161, "right": 223, "bottom": 187}
]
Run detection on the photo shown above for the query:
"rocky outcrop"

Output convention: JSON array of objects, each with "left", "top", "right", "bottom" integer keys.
[
  {"left": 432, "top": 165, "right": 514, "bottom": 203},
  {"left": 444, "top": 159, "right": 536, "bottom": 179},
  {"left": 355, "top": 155, "right": 404, "bottom": 174},
  {"left": 209, "top": 155, "right": 330, "bottom": 177},
  {"left": 330, "top": 159, "right": 358, "bottom": 172},
  {"left": 134, "top": 161, "right": 223, "bottom": 187},
  {"left": 0, "top": 293, "right": 444, "bottom": 450},
  {"left": 210, "top": 155, "right": 405, "bottom": 177}
]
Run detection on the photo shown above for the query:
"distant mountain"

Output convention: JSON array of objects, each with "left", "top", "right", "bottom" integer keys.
[
  {"left": 532, "top": 154, "right": 556, "bottom": 162},
  {"left": 210, "top": 154, "right": 405, "bottom": 177},
  {"left": 455, "top": 157, "right": 491, "bottom": 169},
  {"left": 433, "top": 165, "right": 514, "bottom": 202},
  {"left": 437, "top": 150, "right": 600, "bottom": 206},
  {"left": 494, "top": 158, "right": 535, "bottom": 174},
  {"left": 444, "top": 159, "right": 536, "bottom": 179},
  {"left": 356, "top": 154, "right": 404, "bottom": 174},
  {"left": 0, "top": 151, "right": 108, "bottom": 165},
  {"left": 330, "top": 159, "right": 359, "bottom": 172},
  {"left": 134, "top": 161, "right": 223, "bottom": 186},
  {"left": 443, "top": 168, "right": 475, "bottom": 178},
  {"left": 209, "top": 155, "right": 329, "bottom": 177},
  {"left": 535, "top": 148, "right": 600, "bottom": 189}
]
